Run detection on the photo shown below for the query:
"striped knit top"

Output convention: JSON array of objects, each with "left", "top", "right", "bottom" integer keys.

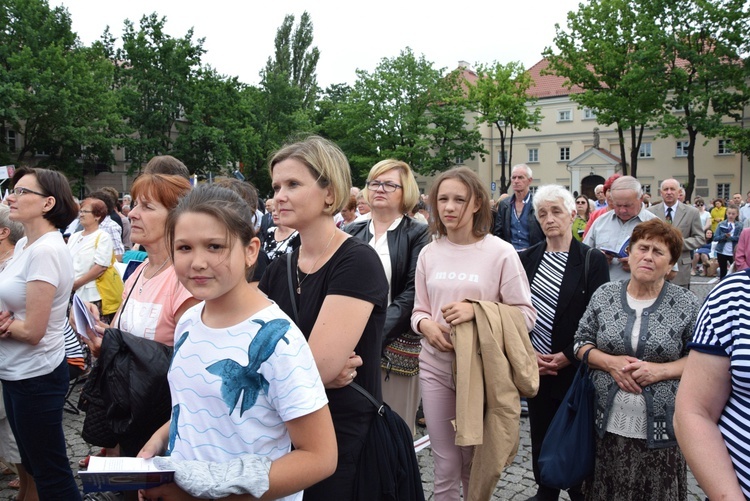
[{"left": 689, "top": 269, "right": 750, "bottom": 498}]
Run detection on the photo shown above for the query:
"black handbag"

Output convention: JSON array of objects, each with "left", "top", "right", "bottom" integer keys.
[{"left": 538, "top": 347, "right": 596, "bottom": 489}]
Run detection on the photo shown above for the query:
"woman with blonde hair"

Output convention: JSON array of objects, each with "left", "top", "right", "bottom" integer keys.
[
  {"left": 259, "top": 136, "right": 390, "bottom": 499},
  {"left": 346, "top": 159, "right": 429, "bottom": 435}
]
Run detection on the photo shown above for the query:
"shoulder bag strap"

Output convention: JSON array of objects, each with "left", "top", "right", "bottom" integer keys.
[
  {"left": 286, "top": 253, "right": 299, "bottom": 324},
  {"left": 116, "top": 266, "right": 145, "bottom": 330},
  {"left": 350, "top": 381, "right": 385, "bottom": 416}
]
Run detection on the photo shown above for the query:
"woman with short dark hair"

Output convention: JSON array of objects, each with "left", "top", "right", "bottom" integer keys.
[
  {"left": 574, "top": 218, "right": 700, "bottom": 500},
  {"left": 0, "top": 167, "right": 81, "bottom": 499}
]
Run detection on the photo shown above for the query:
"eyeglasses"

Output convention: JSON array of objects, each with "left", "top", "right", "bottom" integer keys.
[
  {"left": 12, "top": 187, "right": 48, "bottom": 197},
  {"left": 695, "top": 203, "right": 704, "bottom": 207},
  {"left": 366, "top": 181, "right": 402, "bottom": 193},
  {"left": 576, "top": 201, "right": 587, "bottom": 204}
]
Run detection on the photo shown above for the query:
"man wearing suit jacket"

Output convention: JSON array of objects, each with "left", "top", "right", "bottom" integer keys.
[{"left": 648, "top": 178, "right": 704, "bottom": 287}]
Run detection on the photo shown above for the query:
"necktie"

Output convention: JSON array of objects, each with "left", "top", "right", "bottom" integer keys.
[{"left": 666, "top": 207, "right": 673, "bottom": 224}]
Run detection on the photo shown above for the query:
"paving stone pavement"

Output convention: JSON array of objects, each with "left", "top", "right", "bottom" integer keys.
[{"left": 0, "top": 276, "right": 717, "bottom": 500}]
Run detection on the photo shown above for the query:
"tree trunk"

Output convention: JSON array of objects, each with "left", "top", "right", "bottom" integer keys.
[
  {"left": 495, "top": 122, "right": 508, "bottom": 193},
  {"left": 617, "top": 125, "right": 628, "bottom": 176},
  {"left": 686, "top": 127, "right": 698, "bottom": 202}
]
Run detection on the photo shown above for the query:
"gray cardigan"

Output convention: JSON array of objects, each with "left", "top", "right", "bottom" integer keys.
[{"left": 574, "top": 280, "right": 700, "bottom": 448}]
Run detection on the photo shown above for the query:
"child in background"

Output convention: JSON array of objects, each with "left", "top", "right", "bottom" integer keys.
[{"left": 138, "top": 185, "right": 336, "bottom": 501}]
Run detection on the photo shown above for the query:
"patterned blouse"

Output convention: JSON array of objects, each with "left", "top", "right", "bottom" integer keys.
[
  {"left": 574, "top": 280, "right": 700, "bottom": 448},
  {"left": 262, "top": 227, "right": 300, "bottom": 262}
]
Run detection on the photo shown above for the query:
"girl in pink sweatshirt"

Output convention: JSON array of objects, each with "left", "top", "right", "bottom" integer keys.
[{"left": 411, "top": 167, "right": 536, "bottom": 500}]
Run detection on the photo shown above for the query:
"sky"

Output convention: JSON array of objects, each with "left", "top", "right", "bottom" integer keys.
[{"left": 48, "top": 0, "right": 584, "bottom": 89}]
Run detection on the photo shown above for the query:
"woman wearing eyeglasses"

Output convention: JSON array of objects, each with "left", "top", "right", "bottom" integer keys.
[
  {"left": 0, "top": 167, "right": 81, "bottom": 500},
  {"left": 572, "top": 195, "right": 591, "bottom": 242},
  {"left": 346, "top": 159, "right": 430, "bottom": 436}
]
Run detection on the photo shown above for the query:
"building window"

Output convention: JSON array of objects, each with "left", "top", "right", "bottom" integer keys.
[
  {"left": 559, "top": 147, "right": 570, "bottom": 161},
  {"left": 455, "top": 156, "right": 464, "bottom": 165},
  {"left": 528, "top": 148, "right": 539, "bottom": 163},
  {"left": 529, "top": 186, "right": 538, "bottom": 195},
  {"left": 557, "top": 110, "right": 572, "bottom": 122},
  {"left": 717, "top": 183, "right": 731, "bottom": 200},
  {"left": 5, "top": 130, "right": 16, "bottom": 153},
  {"left": 676, "top": 141, "right": 689, "bottom": 157},
  {"left": 718, "top": 139, "right": 733, "bottom": 155},
  {"left": 583, "top": 108, "right": 597, "bottom": 120},
  {"left": 643, "top": 184, "right": 651, "bottom": 195},
  {"left": 639, "top": 142, "right": 652, "bottom": 158},
  {"left": 497, "top": 150, "right": 507, "bottom": 164}
]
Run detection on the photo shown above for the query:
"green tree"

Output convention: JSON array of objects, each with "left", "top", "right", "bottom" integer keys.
[
  {"left": 649, "top": 0, "right": 750, "bottom": 200},
  {"left": 329, "top": 48, "right": 483, "bottom": 182},
  {"left": 0, "top": 0, "right": 121, "bottom": 180},
  {"left": 544, "top": 0, "right": 669, "bottom": 178},
  {"left": 241, "top": 70, "right": 312, "bottom": 196},
  {"left": 172, "top": 68, "right": 259, "bottom": 179},
  {"left": 110, "top": 13, "right": 206, "bottom": 171},
  {"left": 464, "top": 61, "right": 542, "bottom": 193},
  {"left": 264, "top": 11, "right": 320, "bottom": 109}
]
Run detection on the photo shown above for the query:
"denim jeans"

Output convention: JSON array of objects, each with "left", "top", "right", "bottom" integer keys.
[{"left": 2, "top": 358, "right": 81, "bottom": 500}]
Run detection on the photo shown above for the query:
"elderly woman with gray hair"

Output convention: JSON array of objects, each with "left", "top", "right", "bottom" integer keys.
[{"left": 519, "top": 185, "right": 610, "bottom": 501}]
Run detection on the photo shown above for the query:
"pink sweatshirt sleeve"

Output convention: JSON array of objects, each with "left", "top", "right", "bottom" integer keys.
[
  {"left": 736, "top": 228, "right": 750, "bottom": 271},
  {"left": 411, "top": 247, "right": 432, "bottom": 334}
]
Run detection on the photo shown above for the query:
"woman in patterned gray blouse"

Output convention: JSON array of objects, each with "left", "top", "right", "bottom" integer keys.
[{"left": 574, "top": 219, "right": 700, "bottom": 501}]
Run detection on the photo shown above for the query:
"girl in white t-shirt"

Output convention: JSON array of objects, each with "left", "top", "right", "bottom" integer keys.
[{"left": 138, "top": 185, "right": 336, "bottom": 501}]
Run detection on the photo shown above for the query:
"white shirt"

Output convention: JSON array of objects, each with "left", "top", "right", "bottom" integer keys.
[
  {"left": 0, "top": 231, "right": 74, "bottom": 380},
  {"left": 67, "top": 229, "right": 114, "bottom": 302}
]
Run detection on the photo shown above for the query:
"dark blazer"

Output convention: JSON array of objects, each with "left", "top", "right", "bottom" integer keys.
[
  {"left": 346, "top": 216, "right": 430, "bottom": 350},
  {"left": 519, "top": 237, "right": 609, "bottom": 398},
  {"left": 493, "top": 194, "right": 544, "bottom": 249},
  {"left": 648, "top": 202, "right": 704, "bottom": 286}
]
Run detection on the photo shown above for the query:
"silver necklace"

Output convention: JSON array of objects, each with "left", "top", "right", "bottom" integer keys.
[
  {"left": 296, "top": 230, "right": 336, "bottom": 294},
  {"left": 138, "top": 257, "right": 170, "bottom": 294}
]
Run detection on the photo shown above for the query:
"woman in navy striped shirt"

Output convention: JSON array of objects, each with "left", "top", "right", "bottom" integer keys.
[{"left": 675, "top": 269, "right": 750, "bottom": 500}]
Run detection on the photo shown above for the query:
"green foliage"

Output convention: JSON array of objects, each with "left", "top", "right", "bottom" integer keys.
[
  {"left": 172, "top": 68, "right": 259, "bottom": 179},
  {"left": 465, "top": 61, "right": 542, "bottom": 192},
  {"left": 544, "top": 0, "right": 669, "bottom": 178},
  {"left": 0, "top": 0, "right": 121, "bottom": 179},
  {"left": 111, "top": 13, "right": 206, "bottom": 172},
  {"left": 648, "top": 0, "right": 750, "bottom": 199},
  {"left": 264, "top": 11, "right": 320, "bottom": 109},
  {"left": 324, "top": 48, "right": 483, "bottom": 184},
  {"left": 546, "top": 0, "right": 750, "bottom": 197}
]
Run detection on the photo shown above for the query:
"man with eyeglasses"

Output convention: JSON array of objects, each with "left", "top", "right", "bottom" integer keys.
[
  {"left": 648, "top": 178, "right": 704, "bottom": 288},
  {"left": 594, "top": 184, "right": 607, "bottom": 209},
  {"left": 584, "top": 176, "right": 658, "bottom": 281},
  {"left": 493, "top": 164, "right": 543, "bottom": 251}
]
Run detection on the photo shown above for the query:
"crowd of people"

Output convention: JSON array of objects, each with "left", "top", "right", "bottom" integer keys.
[{"left": 0, "top": 143, "right": 749, "bottom": 501}]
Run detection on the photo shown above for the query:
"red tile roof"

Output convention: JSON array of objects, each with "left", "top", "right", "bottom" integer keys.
[{"left": 526, "top": 59, "right": 584, "bottom": 99}]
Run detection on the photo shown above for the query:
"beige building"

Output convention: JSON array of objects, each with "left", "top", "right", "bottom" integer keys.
[{"left": 418, "top": 59, "right": 750, "bottom": 202}]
